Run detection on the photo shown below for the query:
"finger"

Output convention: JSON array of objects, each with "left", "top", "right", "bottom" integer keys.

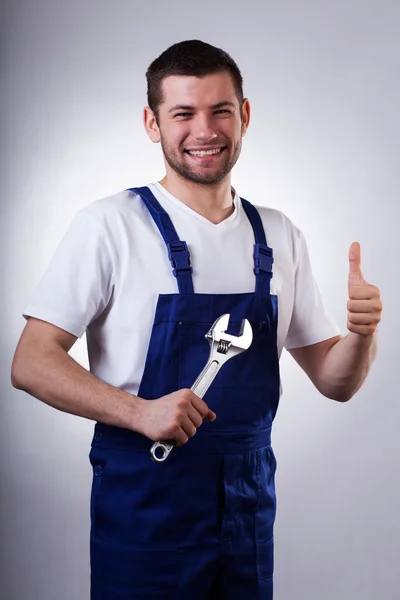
[
  {"left": 174, "top": 432, "right": 189, "bottom": 446},
  {"left": 191, "top": 395, "right": 216, "bottom": 421},
  {"left": 347, "top": 312, "right": 380, "bottom": 325},
  {"left": 180, "top": 417, "right": 198, "bottom": 440},
  {"left": 187, "top": 405, "right": 204, "bottom": 429},
  {"left": 203, "top": 410, "right": 217, "bottom": 422},
  {"left": 348, "top": 242, "right": 365, "bottom": 290},
  {"left": 166, "top": 427, "right": 189, "bottom": 446},
  {"left": 347, "top": 298, "right": 382, "bottom": 313},
  {"left": 347, "top": 322, "right": 377, "bottom": 336}
]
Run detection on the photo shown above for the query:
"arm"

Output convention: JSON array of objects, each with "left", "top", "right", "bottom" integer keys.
[
  {"left": 11, "top": 317, "right": 215, "bottom": 444},
  {"left": 290, "top": 331, "right": 378, "bottom": 402},
  {"left": 13, "top": 212, "right": 213, "bottom": 443},
  {"left": 11, "top": 317, "right": 144, "bottom": 429},
  {"left": 289, "top": 242, "right": 382, "bottom": 402}
]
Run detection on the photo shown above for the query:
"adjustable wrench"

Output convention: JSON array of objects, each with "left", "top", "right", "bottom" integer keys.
[{"left": 150, "top": 313, "right": 253, "bottom": 462}]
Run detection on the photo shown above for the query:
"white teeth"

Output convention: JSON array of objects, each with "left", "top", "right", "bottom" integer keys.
[{"left": 187, "top": 148, "right": 222, "bottom": 156}]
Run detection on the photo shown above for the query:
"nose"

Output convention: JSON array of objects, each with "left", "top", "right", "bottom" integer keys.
[{"left": 192, "top": 114, "right": 217, "bottom": 143}]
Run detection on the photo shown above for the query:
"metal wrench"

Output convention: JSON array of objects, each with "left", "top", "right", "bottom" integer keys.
[{"left": 150, "top": 313, "right": 253, "bottom": 462}]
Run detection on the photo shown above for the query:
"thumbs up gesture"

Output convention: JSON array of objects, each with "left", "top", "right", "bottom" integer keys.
[{"left": 347, "top": 242, "right": 382, "bottom": 336}]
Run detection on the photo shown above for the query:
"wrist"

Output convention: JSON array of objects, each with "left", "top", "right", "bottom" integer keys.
[{"left": 122, "top": 393, "right": 147, "bottom": 434}]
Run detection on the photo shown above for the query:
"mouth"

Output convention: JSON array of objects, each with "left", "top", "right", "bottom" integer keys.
[{"left": 184, "top": 146, "right": 227, "bottom": 159}]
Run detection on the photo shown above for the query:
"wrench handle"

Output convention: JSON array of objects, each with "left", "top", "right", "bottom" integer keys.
[
  {"left": 191, "top": 359, "right": 221, "bottom": 399},
  {"left": 150, "top": 359, "right": 222, "bottom": 462}
]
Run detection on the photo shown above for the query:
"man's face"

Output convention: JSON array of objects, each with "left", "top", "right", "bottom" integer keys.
[{"left": 150, "top": 72, "right": 249, "bottom": 185}]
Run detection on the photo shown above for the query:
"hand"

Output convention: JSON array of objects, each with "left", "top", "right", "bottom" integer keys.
[
  {"left": 347, "top": 242, "right": 382, "bottom": 336},
  {"left": 136, "top": 389, "right": 216, "bottom": 446}
]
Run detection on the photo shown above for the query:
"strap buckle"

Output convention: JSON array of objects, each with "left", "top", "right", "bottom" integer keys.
[
  {"left": 167, "top": 241, "right": 193, "bottom": 277},
  {"left": 254, "top": 243, "right": 274, "bottom": 275}
]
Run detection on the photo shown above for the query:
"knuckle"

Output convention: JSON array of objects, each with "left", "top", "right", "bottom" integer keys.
[
  {"left": 177, "top": 397, "right": 188, "bottom": 409},
  {"left": 179, "top": 395, "right": 193, "bottom": 409}
]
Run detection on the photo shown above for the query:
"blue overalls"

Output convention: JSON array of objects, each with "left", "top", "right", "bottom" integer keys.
[{"left": 89, "top": 186, "right": 280, "bottom": 599}]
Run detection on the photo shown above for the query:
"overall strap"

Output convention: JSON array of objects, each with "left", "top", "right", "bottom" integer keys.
[
  {"left": 128, "top": 186, "right": 194, "bottom": 294},
  {"left": 241, "top": 198, "right": 274, "bottom": 295}
]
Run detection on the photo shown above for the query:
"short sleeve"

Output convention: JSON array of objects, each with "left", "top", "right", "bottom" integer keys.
[
  {"left": 284, "top": 231, "right": 342, "bottom": 350},
  {"left": 23, "top": 209, "right": 115, "bottom": 338}
]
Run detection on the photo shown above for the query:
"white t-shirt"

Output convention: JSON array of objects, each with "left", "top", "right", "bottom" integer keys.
[{"left": 23, "top": 182, "right": 341, "bottom": 396}]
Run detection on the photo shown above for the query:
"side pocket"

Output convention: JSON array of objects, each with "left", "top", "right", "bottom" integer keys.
[
  {"left": 90, "top": 466, "right": 103, "bottom": 522},
  {"left": 89, "top": 447, "right": 106, "bottom": 540},
  {"left": 255, "top": 448, "right": 277, "bottom": 543},
  {"left": 257, "top": 537, "right": 274, "bottom": 582},
  {"left": 267, "top": 445, "right": 277, "bottom": 475},
  {"left": 256, "top": 447, "right": 277, "bottom": 581}
]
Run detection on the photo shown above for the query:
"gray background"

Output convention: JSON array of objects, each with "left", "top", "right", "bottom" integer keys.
[{"left": 1, "top": 0, "right": 399, "bottom": 598}]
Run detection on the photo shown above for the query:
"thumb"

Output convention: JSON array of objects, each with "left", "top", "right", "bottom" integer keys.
[{"left": 348, "top": 241, "right": 366, "bottom": 290}]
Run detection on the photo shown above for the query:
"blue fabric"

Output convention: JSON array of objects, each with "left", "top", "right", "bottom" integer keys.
[
  {"left": 131, "top": 186, "right": 194, "bottom": 294},
  {"left": 129, "top": 186, "right": 274, "bottom": 296},
  {"left": 89, "top": 187, "right": 280, "bottom": 599}
]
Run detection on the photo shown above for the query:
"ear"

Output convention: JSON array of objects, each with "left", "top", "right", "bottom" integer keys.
[
  {"left": 241, "top": 98, "right": 250, "bottom": 136},
  {"left": 143, "top": 106, "right": 160, "bottom": 143}
]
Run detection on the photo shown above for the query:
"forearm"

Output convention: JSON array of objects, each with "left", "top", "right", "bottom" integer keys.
[
  {"left": 318, "top": 331, "right": 378, "bottom": 401},
  {"left": 11, "top": 344, "right": 145, "bottom": 431}
]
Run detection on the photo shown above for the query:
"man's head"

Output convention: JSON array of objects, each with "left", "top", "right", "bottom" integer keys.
[{"left": 144, "top": 40, "right": 250, "bottom": 186}]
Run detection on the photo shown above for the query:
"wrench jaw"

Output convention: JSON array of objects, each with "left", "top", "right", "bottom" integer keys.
[
  {"left": 206, "top": 313, "right": 253, "bottom": 354},
  {"left": 236, "top": 319, "right": 253, "bottom": 350},
  {"left": 208, "top": 313, "right": 230, "bottom": 337},
  {"left": 205, "top": 314, "right": 229, "bottom": 343}
]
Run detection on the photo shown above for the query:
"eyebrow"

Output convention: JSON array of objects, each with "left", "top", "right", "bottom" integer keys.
[{"left": 168, "top": 101, "right": 236, "bottom": 114}]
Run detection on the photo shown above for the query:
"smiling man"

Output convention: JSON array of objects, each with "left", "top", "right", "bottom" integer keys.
[
  {"left": 149, "top": 72, "right": 246, "bottom": 187},
  {"left": 12, "top": 40, "right": 382, "bottom": 599}
]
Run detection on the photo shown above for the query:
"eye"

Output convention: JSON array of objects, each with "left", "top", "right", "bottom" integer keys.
[
  {"left": 214, "top": 109, "right": 231, "bottom": 115},
  {"left": 174, "top": 112, "right": 192, "bottom": 118}
]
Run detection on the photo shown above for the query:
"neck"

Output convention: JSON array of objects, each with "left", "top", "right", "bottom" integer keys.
[{"left": 159, "top": 173, "right": 234, "bottom": 224}]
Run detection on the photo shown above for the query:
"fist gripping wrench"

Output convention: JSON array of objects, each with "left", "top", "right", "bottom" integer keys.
[{"left": 150, "top": 313, "right": 253, "bottom": 462}]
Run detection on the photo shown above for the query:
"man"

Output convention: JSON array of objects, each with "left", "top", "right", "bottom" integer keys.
[{"left": 11, "top": 40, "right": 382, "bottom": 599}]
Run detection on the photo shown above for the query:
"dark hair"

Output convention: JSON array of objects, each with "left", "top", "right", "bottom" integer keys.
[{"left": 146, "top": 40, "right": 244, "bottom": 119}]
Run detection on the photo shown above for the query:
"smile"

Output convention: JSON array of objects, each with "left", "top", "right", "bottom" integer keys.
[{"left": 185, "top": 147, "right": 226, "bottom": 157}]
